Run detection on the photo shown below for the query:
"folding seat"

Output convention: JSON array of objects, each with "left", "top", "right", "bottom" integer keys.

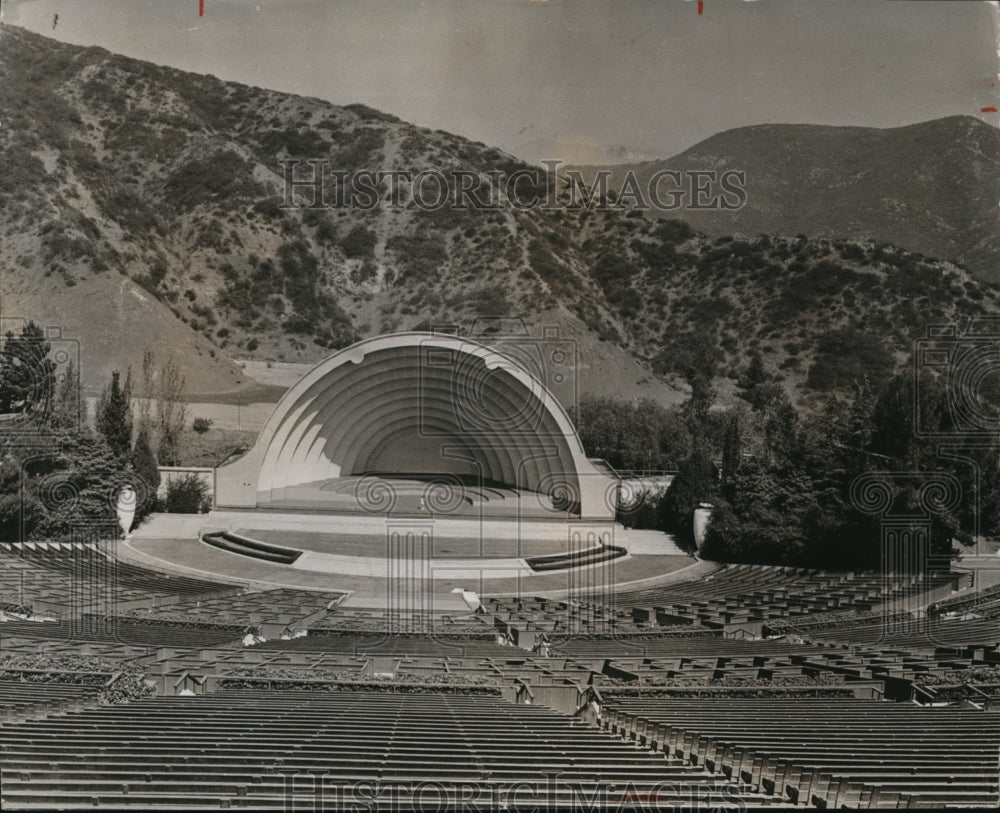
[
  {"left": 781, "top": 763, "right": 810, "bottom": 804},
  {"left": 829, "top": 776, "right": 864, "bottom": 807},
  {"left": 805, "top": 770, "right": 836, "bottom": 807}
]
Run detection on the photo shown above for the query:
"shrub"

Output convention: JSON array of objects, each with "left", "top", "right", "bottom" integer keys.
[
  {"left": 334, "top": 127, "right": 386, "bottom": 166},
  {"left": 805, "top": 327, "right": 895, "bottom": 391},
  {"left": 282, "top": 314, "right": 314, "bottom": 334},
  {"left": 164, "top": 151, "right": 262, "bottom": 210},
  {"left": 655, "top": 219, "right": 695, "bottom": 243},
  {"left": 472, "top": 284, "right": 510, "bottom": 316},
  {"left": 343, "top": 103, "right": 400, "bottom": 123},
  {"left": 192, "top": 417, "right": 213, "bottom": 434},
  {"left": 257, "top": 128, "right": 327, "bottom": 158},
  {"left": 528, "top": 238, "right": 573, "bottom": 293},
  {"left": 385, "top": 234, "right": 448, "bottom": 282},
  {"left": 253, "top": 196, "right": 284, "bottom": 219},
  {"left": 341, "top": 225, "right": 377, "bottom": 259},
  {"left": 350, "top": 259, "right": 378, "bottom": 285},
  {"left": 315, "top": 218, "right": 337, "bottom": 245},
  {"left": 163, "top": 473, "right": 211, "bottom": 513}
]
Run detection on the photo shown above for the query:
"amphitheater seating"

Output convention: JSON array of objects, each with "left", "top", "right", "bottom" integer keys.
[
  {"left": 588, "top": 565, "right": 963, "bottom": 632},
  {"left": 482, "top": 595, "right": 642, "bottom": 641},
  {"left": 0, "top": 681, "right": 104, "bottom": 720},
  {"left": 122, "top": 587, "right": 345, "bottom": 631},
  {"left": 248, "top": 633, "right": 516, "bottom": 658},
  {"left": 601, "top": 697, "right": 1000, "bottom": 808},
  {"left": 311, "top": 607, "right": 488, "bottom": 634},
  {"left": 9, "top": 548, "right": 235, "bottom": 598},
  {"left": 0, "top": 618, "right": 244, "bottom": 649},
  {"left": 0, "top": 548, "right": 237, "bottom": 619},
  {"left": 552, "top": 634, "right": 820, "bottom": 658},
  {"left": 0, "top": 637, "right": 153, "bottom": 663},
  {"left": 0, "top": 551, "right": 150, "bottom": 618},
  {"left": 0, "top": 690, "right": 768, "bottom": 810},
  {"left": 2, "top": 552, "right": 998, "bottom": 809},
  {"left": 788, "top": 615, "right": 1000, "bottom": 650},
  {"left": 929, "top": 582, "right": 1000, "bottom": 617}
]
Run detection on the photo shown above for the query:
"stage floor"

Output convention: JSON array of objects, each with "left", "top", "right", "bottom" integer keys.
[
  {"left": 126, "top": 509, "right": 699, "bottom": 609},
  {"left": 261, "top": 474, "right": 564, "bottom": 518}
]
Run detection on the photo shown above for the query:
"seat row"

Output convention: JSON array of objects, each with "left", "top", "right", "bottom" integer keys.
[
  {"left": 601, "top": 696, "right": 1000, "bottom": 808},
  {"left": 0, "top": 690, "right": 771, "bottom": 809}
]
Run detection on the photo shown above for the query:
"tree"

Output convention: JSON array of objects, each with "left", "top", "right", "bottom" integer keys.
[
  {"left": 135, "top": 350, "right": 156, "bottom": 437},
  {"left": 131, "top": 425, "right": 160, "bottom": 519},
  {"left": 572, "top": 395, "right": 628, "bottom": 467},
  {"left": 805, "top": 327, "right": 894, "bottom": 392},
  {"left": 570, "top": 394, "right": 693, "bottom": 472},
  {"left": 659, "top": 438, "right": 717, "bottom": 549},
  {"left": 763, "top": 389, "right": 798, "bottom": 465},
  {"left": 737, "top": 348, "right": 770, "bottom": 409},
  {"left": 30, "top": 431, "right": 124, "bottom": 539},
  {"left": 0, "top": 322, "right": 54, "bottom": 421},
  {"left": 720, "top": 413, "right": 742, "bottom": 493},
  {"left": 735, "top": 348, "right": 797, "bottom": 464},
  {"left": 50, "top": 358, "right": 80, "bottom": 432},
  {"left": 702, "top": 461, "right": 823, "bottom": 565},
  {"left": 156, "top": 356, "right": 187, "bottom": 465},
  {"left": 847, "top": 376, "right": 876, "bottom": 454},
  {"left": 654, "top": 328, "right": 721, "bottom": 432},
  {"left": 96, "top": 370, "right": 132, "bottom": 459},
  {"left": 340, "top": 225, "right": 376, "bottom": 259},
  {"left": 0, "top": 451, "right": 44, "bottom": 541}
]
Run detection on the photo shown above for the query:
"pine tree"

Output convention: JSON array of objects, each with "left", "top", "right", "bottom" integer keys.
[
  {"left": 763, "top": 390, "right": 798, "bottom": 465},
  {"left": 655, "top": 328, "right": 720, "bottom": 435},
  {"left": 96, "top": 371, "right": 133, "bottom": 458},
  {"left": 131, "top": 425, "right": 160, "bottom": 518},
  {"left": 660, "top": 438, "right": 717, "bottom": 548},
  {"left": 0, "top": 321, "right": 55, "bottom": 420},
  {"left": 31, "top": 431, "right": 122, "bottom": 539},
  {"left": 846, "top": 377, "right": 874, "bottom": 447},
  {"left": 738, "top": 348, "right": 769, "bottom": 402},
  {"left": 0, "top": 449, "right": 44, "bottom": 542},
  {"left": 50, "top": 358, "right": 80, "bottom": 432},
  {"left": 721, "top": 413, "right": 742, "bottom": 494}
]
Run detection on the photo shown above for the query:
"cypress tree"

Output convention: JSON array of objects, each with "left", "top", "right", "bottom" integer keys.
[
  {"left": 96, "top": 371, "right": 133, "bottom": 459},
  {"left": 131, "top": 425, "right": 160, "bottom": 517},
  {"left": 51, "top": 359, "right": 80, "bottom": 432},
  {"left": 721, "top": 414, "right": 742, "bottom": 495},
  {"left": 0, "top": 321, "right": 54, "bottom": 419}
]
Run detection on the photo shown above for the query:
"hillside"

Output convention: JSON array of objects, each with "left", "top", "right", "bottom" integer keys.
[
  {"left": 2, "top": 24, "right": 999, "bottom": 413},
  {"left": 566, "top": 117, "right": 1000, "bottom": 284},
  {"left": 0, "top": 25, "right": 660, "bottom": 402}
]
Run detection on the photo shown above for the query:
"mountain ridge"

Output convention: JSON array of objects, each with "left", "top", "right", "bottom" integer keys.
[
  {"left": 2, "top": 24, "right": 998, "bottom": 417},
  {"left": 564, "top": 115, "right": 1000, "bottom": 283}
]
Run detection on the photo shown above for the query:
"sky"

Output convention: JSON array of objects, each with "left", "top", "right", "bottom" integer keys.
[{"left": 3, "top": 0, "right": 999, "bottom": 164}]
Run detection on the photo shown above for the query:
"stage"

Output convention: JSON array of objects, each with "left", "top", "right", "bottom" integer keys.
[
  {"left": 125, "top": 504, "right": 698, "bottom": 610},
  {"left": 264, "top": 474, "right": 563, "bottom": 518},
  {"left": 129, "top": 335, "right": 705, "bottom": 609}
]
